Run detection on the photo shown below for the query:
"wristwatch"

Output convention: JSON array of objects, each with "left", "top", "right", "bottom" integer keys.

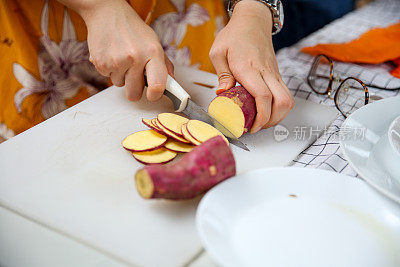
[{"left": 227, "top": 0, "right": 284, "bottom": 35}]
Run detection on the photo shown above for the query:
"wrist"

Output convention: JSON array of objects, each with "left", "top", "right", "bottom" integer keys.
[
  {"left": 76, "top": 0, "right": 126, "bottom": 22},
  {"left": 231, "top": 0, "right": 273, "bottom": 29}
]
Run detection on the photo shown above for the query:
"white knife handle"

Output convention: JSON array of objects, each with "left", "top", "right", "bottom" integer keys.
[{"left": 165, "top": 75, "right": 190, "bottom": 112}]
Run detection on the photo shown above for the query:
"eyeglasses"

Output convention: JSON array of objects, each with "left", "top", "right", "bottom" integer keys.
[{"left": 307, "top": 54, "right": 400, "bottom": 118}]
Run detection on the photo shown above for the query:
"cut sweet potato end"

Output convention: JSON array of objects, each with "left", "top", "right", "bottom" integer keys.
[
  {"left": 135, "top": 169, "right": 154, "bottom": 198},
  {"left": 164, "top": 139, "right": 194, "bottom": 153},
  {"left": 157, "top": 113, "right": 189, "bottom": 136},
  {"left": 181, "top": 123, "right": 202, "bottom": 145},
  {"left": 155, "top": 119, "right": 190, "bottom": 143},
  {"left": 208, "top": 96, "right": 245, "bottom": 138},
  {"left": 122, "top": 130, "right": 167, "bottom": 152},
  {"left": 186, "top": 120, "right": 229, "bottom": 145},
  {"left": 132, "top": 147, "right": 177, "bottom": 164}
]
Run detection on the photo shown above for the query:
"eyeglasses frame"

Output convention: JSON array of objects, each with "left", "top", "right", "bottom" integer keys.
[{"left": 307, "top": 54, "right": 370, "bottom": 118}]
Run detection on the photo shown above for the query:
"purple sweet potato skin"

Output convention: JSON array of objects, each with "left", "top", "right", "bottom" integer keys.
[
  {"left": 217, "top": 86, "right": 256, "bottom": 133},
  {"left": 139, "top": 136, "right": 236, "bottom": 199}
]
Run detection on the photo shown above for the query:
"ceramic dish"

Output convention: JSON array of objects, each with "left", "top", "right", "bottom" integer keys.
[
  {"left": 340, "top": 96, "right": 400, "bottom": 203},
  {"left": 197, "top": 167, "right": 400, "bottom": 267}
]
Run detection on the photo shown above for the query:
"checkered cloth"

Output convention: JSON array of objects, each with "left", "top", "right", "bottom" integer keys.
[{"left": 276, "top": 0, "right": 400, "bottom": 176}]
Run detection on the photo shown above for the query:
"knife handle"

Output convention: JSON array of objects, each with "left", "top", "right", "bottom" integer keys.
[
  {"left": 165, "top": 75, "right": 190, "bottom": 112},
  {"left": 144, "top": 74, "right": 190, "bottom": 112}
]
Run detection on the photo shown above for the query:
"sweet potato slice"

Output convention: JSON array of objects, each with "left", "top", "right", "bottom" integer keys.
[
  {"left": 122, "top": 130, "right": 167, "bottom": 152},
  {"left": 132, "top": 147, "right": 177, "bottom": 165},
  {"left": 181, "top": 123, "right": 202, "bottom": 145},
  {"left": 154, "top": 119, "right": 190, "bottom": 144},
  {"left": 135, "top": 136, "right": 236, "bottom": 199},
  {"left": 151, "top": 119, "right": 163, "bottom": 131},
  {"left": 208, "top": 86, "right": 256, "bottom": 138},
  {"left": 164, "top": 139, "right": 194, "bottom": 153},
  {"left": 157, "top": 113, "right": 189, "bottom": 136},
  {"left": 142, "top": 118, "right": 164, "bottom": 135},
  {"left": 186, "top": 120, "right": 228, "bottom": 144}
]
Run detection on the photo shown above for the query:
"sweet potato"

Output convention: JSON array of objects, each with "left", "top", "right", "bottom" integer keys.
[
  {"left": 181, "top": 123, "right": 202, "bottom": 145},
  {"left": 151, "top": 119, "right": 164, "bottom": 132},
  {"left": 164, "top": 139, "right": 194, "bottom": 153},
  {"left": 132, "top": 147, "right": 177, "bottom": 164},
  {"left": 154, "top": 119, "right": 190, "bottom": 144},
  {"left": 157, "top": 113, "right": 189, "bottom": 136},
  {"left": 135, "top": 136, "right": 236, "bottom": 199},
  {"left": 186, "top": 120, "right": 228, "bottom": 144},
  {"left": 142, "top": 118, "right": 165, "bottom": 135},
  {"left": 122, "top": 130, "right": 167, "bottom": 152},
  {"left": 208, "top": 86, "right": 256, "bottom": 138}
]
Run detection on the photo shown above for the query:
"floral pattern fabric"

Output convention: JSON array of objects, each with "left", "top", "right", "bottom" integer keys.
[{"left": 0, "top": 0, "right": 226, "bottom": 139}]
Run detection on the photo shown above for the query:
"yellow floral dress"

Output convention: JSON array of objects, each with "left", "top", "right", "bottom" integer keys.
[{"left": 0, "top": 0, "right": 227, "bottom": 139}]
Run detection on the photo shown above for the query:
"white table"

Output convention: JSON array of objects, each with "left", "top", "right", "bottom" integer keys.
[{"left": 0, "top": 65, "right": 337, "bottom": 267}]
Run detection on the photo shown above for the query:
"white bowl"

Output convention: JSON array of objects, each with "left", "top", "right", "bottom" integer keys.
[{"left": 196, "top": 167, "right": 400, "bottom": 267}]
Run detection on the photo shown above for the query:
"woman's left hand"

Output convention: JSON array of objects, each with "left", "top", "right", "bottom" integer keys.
[{"left": 210, "top": 0, "right": 294, "bottom": 133}]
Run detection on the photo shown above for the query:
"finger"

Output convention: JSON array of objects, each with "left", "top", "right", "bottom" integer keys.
[
  {"left": 209, "top": 50, "right": 236, "bottom": 94},
  {"left": 261, "top": 70, "right": 295, "bottom": 128},
  {"left": 165, "top": 55, "right": 175, "bottom": 78},
  {"left": 235, "top": 69, "right": 272, "bottom": 133},
  {"left": 124, "top": 66, "right": 145, "bottom": 101},
  {"left": 89, "top": 56, "right": 111, "bottom": 77},
  {"left": 145, "top": 56, "right": 168, "bottom": 102},
  {"left": 110, "top": 69, "right": 128, "bottom": 87}
]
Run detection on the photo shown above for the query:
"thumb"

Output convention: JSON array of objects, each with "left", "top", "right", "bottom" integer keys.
[{"left": 210, "top": 53, "right": 236, "bottom": 94}]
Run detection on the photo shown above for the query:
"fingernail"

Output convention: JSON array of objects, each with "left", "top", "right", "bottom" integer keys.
[{"left": 216, "top": 83, "right": 227, "bottom": 95}]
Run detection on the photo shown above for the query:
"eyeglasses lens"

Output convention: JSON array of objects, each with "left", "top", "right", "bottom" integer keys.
[{"left": 336, "top": 79, "right": 366, "bottom": 117}]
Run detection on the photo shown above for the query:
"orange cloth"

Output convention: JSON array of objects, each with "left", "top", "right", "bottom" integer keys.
[{"left": 301, "top": 21, "right": 400, "bottom": 78}]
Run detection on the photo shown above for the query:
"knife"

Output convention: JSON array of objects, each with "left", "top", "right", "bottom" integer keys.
[{"left": 145, "top": 74, "right": 249, "bottom": 151}]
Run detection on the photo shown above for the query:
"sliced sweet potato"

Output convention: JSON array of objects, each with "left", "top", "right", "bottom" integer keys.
[
  {"left": 132, "top": 147, "right": 177, "bottom": 165},
  {"left": 151, "top": 119, "right": 163, "bottom": 131},
  {"left": 135, "top": 136, "right": 236, "bottom": 199},
  {"left": 142, "top": 118, "right": 164, "bottom": 135},
  {"left": 208, "top": 86, "right": 256, "bottom": 138},
  {"left": 164, "top": 139, "right": 194, "bottom": 153},
  {"left": 154, "top": 119, "right": 190, "bottom": 144},
  {"left": 181, "top": 123, "right": 202, "bottom": 145},
  {"left": 122, "top": 130, "right": 167, "bottom": 152},
  {"left": 186, "top": 120, "right": 229, "bottom": 144},
  {"left": 157, "top": 113, "right": 189, "bottom": 136}
]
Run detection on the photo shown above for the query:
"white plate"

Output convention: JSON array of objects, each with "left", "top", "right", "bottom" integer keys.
[
  {"left": 340, "top": 96, "right": 400, "bottom": 204},
  {"left": 196, "top": 167, "right": 400, "bottom": 267}
]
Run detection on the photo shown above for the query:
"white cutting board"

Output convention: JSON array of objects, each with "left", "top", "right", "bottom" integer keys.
[{"left": 0, "top": 67, "right": 337, "bottom": 267}]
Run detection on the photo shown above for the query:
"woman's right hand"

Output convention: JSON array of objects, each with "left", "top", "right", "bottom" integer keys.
[{"left": 79, "top": 0, "right": 173, "bottom": 102}]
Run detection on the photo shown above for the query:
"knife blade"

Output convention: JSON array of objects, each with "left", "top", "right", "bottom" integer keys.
[{"left": 145, "top": 74, "right": 249, "bottom": 151}]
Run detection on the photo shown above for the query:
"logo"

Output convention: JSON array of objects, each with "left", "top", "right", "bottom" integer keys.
[{"left": 274, "top": 124, "right": 289, "bottom": 142}]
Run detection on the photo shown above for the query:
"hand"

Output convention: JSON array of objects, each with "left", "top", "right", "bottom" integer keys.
[
  {"left": 209, "top": 0, "right": 294, "bottom": 133},
  {"left": 80, "top": 0, "right": 174, "bottom": 102}
]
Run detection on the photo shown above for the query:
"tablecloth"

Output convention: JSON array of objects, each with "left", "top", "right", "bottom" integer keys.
[{"left": 279, "top": 0, "right": 400, "bottom": 176}]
